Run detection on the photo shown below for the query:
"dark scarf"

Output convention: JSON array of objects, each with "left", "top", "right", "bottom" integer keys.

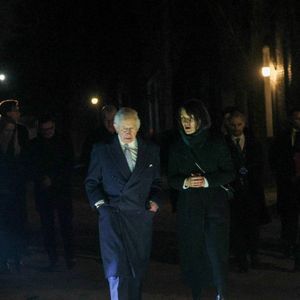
[{"left": 179, "top": 127, "right": 209, "bottom": 148}]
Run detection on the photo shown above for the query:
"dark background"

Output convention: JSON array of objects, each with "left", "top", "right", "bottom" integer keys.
[{"left": 0, "top": 0, "right": 299, "bottom": 139}]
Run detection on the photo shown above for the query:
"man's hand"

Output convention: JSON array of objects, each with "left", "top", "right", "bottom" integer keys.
[
  {"left": 186, "top": 174, "right": 206, "bottom": 188},
  {"left": 148, "top": 201, "right": 159, "bottom": 213}
]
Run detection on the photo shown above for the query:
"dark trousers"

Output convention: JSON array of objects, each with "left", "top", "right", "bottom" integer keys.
[
  {"left": 37, "top": 192, "right": 74, "bottom": 263},
  {"left": 0, "top": 195, "right": 24, "bottom": 263},
  {"left": 277, "top": 181, "right": 300, "bottom": 247},
  {"left": 230, "top": 194, "right": 260, "bottom": 262},
  {"left": 108, "top": 276, "right": 142, "bottom": 300}
]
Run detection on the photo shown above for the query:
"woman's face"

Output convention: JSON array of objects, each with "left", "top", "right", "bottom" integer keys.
[{"left": 180, "top": 108, "right": 200, "bottom": 135}]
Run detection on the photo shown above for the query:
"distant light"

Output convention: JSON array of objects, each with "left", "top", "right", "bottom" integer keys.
[
  {"left": 262, "top": 67, "right": 271, "bottom": 77},
  {"left": 0, "top": 74, "right": 6, "bottom": 81},
  {"left": 91, "top": 97, "right": 99, "bottom": 105}
]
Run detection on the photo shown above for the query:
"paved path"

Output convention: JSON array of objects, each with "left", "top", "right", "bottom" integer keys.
[{"left": 1, "top": 185, "right": 300, "bottom": 299}]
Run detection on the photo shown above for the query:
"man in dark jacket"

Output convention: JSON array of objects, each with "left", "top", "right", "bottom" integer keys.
[
  {"left": 0, "top": 99, "right": 29, "bottom": 265},
  {"left": 30, "top": 114, "right": 75, "bottom": 270},
  {"left": 270, "top": 107, "right": 300, "bottom": 261},
  {"left": 225, "top": 110, "right": 267, "bottom": 272},
  {"left": 0, "top": 99, "right": 29, "bottom": 151},
  {"left": 80, "top": 104, "right": 117, "bottom": 172},
  {"left": 85, "top": 107, "right": 161, "bottom": 300}
]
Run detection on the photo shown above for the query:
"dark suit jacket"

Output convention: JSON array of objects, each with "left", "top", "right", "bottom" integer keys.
[
  {"left": 269, "top": 128, "right": 299, "bottom": 206},
  {"left": 29, "top": 134, "right": 74, "bottom": 210},
  {"left": 225, "top": 133, "right": 265, "bottom": 196},
  {"left": 225, "top": 133, "right": 269, "bottom": 224},
  {"left": 85, "top": 136, "right": 161, "bottom": 278}
]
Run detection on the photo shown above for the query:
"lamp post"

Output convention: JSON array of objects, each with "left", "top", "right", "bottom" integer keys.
[
  {"left": 262, "top": 46, "right": 275, "bottom": 138},
  {"left": 90, "top": 97, "right": 101, "bottom": 126}
]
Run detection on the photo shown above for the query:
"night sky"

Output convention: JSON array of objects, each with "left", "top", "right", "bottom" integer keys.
[
  {"left": 0, "top": 0, "right": 267, "bottom": 136},
  {"left": 2, "top": 1, "right": 140, "bottom": 111}
]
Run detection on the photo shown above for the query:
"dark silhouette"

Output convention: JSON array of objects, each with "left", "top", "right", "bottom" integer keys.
[
  {"left": 224, "top": 110, "right": 268, "bottom": 273},
  {"left": 270, "top": 107, "right": 300, "bottom": 265},
  {"left": 29, "top": 114, "right": 75, "bottom": 271},
  {"left": 80, "top": 104, "right": 117, "bottom": 172},
  {"left": 0, "top": 116, "right": 24, "bottom": 272},
  {"left": 0, "top": 99, "right": 30, "bottom": 263},
  {"left": 85, "top": 108, "right": 162, "bottom": 300},
  {"left": 168, "top": 99, "right": 235, "bottom": 300}
]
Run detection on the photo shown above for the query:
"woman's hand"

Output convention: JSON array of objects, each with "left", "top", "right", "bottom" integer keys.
[{"left": 186, "top": 174, "right": 206, "bottom": 188}]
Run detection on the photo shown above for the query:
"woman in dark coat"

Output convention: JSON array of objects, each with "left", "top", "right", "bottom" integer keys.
[
  {"left": 168, "top": 99, "right": 235, "bottom": 300},
  {"left": 0, "top": 116, "right": 23, "bottom": 272}
]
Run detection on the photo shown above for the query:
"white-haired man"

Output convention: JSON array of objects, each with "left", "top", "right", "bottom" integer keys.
[{"left": 85, "top": 107, "right": 161, "bottom": 300}]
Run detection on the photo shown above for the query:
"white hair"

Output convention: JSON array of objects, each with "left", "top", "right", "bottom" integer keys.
[{"left": 113, "top": 107, "right": 141, "bottom": 129}]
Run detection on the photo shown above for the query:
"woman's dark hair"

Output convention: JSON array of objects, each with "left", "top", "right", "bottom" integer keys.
[{"left": 178, "top": 98, "right": 211, "bottom": 130}]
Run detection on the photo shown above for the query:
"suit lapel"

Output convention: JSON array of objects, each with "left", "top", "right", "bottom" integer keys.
[
  {"left": 108, "top": 136, "right": 132, "bottom": 179},
  {"left": 132, "top": 138, "right": 148, "bottom": 174}
]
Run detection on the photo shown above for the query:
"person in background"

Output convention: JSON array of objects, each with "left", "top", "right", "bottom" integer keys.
[
  {"left": 168, "top": 99, "right": 235, "bottom": 300},
  {"left": 270, "top": 107, "right": 300, "bottom": 264},
  {"left": 0, "top": 99, "right": 30, "bottom": 260},
  {"left": 80, "top": 104, "right": 117, "bottom": 171},
  {"left": 29, "top": 114, "right": 75, "bottom": 271},
  {"left": 225, "top": 110, "right": 267, "bottom": 273},
  {"left": 0, "top": 99, "right": 29, "bottom": 150},
  {"left": 0, "top": 116, "right": 24, "bottom": 272},
  {"left": 85, "top": 107, "right": 161, "bottom": 300}
]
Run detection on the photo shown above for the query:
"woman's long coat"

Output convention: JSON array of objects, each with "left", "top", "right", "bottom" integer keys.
[{"left": 168, "top": 131, "right": 235, "bottom": 292}]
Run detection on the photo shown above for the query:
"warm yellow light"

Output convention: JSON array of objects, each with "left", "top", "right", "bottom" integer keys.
[
  {"left": 91, "top": 97, "right": 99, "bottom": 105},
  {"left": 262, "top": 67, "right": 271, "bottom": 77}
]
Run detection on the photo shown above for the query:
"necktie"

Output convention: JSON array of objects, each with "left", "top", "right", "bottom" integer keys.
[
  {"left": 235, "top": 138, "right": 242, "bottom": 153},
  {"left": 124, "top": 144, "right": 134, "bottom": 172}
]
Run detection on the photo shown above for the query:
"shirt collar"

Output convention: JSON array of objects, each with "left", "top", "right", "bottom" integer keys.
[
  {"left": 231, "top": 133, "right": 245, "bottom": 142},
  {"left": 118, "top": 136, "right": 137, "bottom": 149}
]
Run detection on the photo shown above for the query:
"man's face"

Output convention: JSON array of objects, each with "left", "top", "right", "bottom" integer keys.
[
  {"left": 180, "top": 108, "right": 200, "bottom": 135},
  {"left": 103, "top": 111, "right": 116, "bottom": 134},
  {"left": 114, "top": 118, "right": 139, "bottom": 144},
  {"left": 40, "top": 121, "right": 55, "bottom": 139},
  {"left": 292, "top": 111, "right": 300, "bottom": 130},
  {"left": 7, "top": 106, "right": 20, "bottom": 122},
  {"left": 228, "top": 116, "right": 246, "bottom": 137}
]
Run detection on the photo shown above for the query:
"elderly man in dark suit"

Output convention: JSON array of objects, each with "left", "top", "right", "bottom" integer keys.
[{"left": 85, "top": 107, "right": 161, "bottom": 300}]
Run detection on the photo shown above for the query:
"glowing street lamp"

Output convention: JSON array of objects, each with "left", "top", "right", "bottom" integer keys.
[
  {"left": 91, "top": 97, "right": 99, "bottom": 105},
  {"left": 0, "top": 74, "right": 6, "bottom": 81},
  {"left": 261, "top": 67, "right": 271, "bottom": 77}
]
